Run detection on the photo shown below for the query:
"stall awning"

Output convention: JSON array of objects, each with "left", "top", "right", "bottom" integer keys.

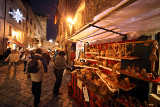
[
  {"left": 69, "top": 0, "right": 160, "bottom": 43},
  {"left": 10, "top": 40, "right": 24, "bottom": 47}
]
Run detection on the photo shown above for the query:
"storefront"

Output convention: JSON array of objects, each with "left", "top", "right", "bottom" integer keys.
[
  {"left": 7, "top": 28, "right": 25, "bottom": 50},
  {"left": 67, "top": 0, "right": 160, "bottom": 106}
]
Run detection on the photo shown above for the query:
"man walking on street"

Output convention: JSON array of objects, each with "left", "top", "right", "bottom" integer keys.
[
  {"left": 53, "top": 51, "right": 70, "bottom": 97},
  {"left": 27, "top": 50, "right": 44, "bottom": 107},
  {"left": 5, "top": 50, "right": 19, "bottom": 79}
]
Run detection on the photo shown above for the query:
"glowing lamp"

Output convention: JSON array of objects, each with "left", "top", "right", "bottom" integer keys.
[
  {"left": 67, "top": 17, "right": 75, "bottom": 24},
  {"left": 49, "top": 39, "right": 53, "bottom": 43}
]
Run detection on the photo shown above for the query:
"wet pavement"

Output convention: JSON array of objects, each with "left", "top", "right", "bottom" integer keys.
[{"left": 0, "top": 61, "right": 77, "bottom": 107}]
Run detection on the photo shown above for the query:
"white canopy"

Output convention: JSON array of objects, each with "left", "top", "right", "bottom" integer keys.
[{"left": 69, "top": 0, "right": 160, "bottom": 43}]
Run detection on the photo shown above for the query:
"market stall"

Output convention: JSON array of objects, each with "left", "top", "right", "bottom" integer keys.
[{"left": 67, "top": 0, "right": 160, "bottom": 107}]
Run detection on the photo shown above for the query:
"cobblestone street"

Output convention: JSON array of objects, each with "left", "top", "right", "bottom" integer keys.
[{"left": 0, "top": 62, "right": 77, "bottom": 107}]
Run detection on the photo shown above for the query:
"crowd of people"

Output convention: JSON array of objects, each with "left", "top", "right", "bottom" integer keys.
[{"left": 3, "top": 48, "right": 72, "bottom": 107}]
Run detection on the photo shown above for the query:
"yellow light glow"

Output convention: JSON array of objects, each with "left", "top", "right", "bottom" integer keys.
[
  {"left": 77, "top": 1, "right": 85, "bottom": 12},
  {"left": 49, "top": 39, "right": 53, "bottom": 43},
  {"left": 12, "top": 44, "right": 16, "bottom": 50},
  {"left": 11, "top": 29, "right": 24, "bottom": 43},
  {"left": 73, "top": 1, "right": 85, "bottom": 27},
  {"left": 38, "top": 43, "right": 42, "bottom": 47},
  {"left": 67, "top": 17, "right": 75, "bottom": 24}
]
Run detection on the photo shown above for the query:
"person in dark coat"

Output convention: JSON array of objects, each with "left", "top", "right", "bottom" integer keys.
[
  {"left": 42, "top": 52, "right": 51, "bottom": 66},
  {"left": 53, "top": 51, "right": 71, "bottom": 97},
  {"left": 0, "top": 48, "right": 11, "bottom": 62},
  {"left": 34, "top": 48, "right": 48, "bottom": 73},
  {"left": 27, "top": 53, "right": 44, "bottom": 107}
]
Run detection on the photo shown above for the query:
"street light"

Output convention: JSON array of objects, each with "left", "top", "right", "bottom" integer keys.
[
  {"left": 49, "top": 39, "right": 53, "bottom": 43},
  {"left": 67, "top": 17, "right": 75, "bottom": 25}
]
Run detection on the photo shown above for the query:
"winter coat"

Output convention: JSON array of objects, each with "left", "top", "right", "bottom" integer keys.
[
  {"left": 34, "top": 53, "right": 48, "bottom": 72},
  {"left": 54, "top": 54, "right": 67, "bottom": 71},
  {"left": 30, "top": 59, "right": 44, "bottom": 82},
  {"left": 6, "top": 51, "right": 19, "bottom": 63},
  {"left": 42, "top": 53, "right": 50, "bottom": 65}
]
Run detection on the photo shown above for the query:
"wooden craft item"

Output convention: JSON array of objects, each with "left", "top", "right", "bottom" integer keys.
[{"left": 149, "top": 41, "right": 158, "bottom": 74}]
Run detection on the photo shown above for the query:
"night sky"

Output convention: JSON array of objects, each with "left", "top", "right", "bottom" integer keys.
[{"left": 28, "top": 0, "right": 59, "bottom": 40}]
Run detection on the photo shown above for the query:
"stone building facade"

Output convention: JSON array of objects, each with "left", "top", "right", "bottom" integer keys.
[
  {"left": 56, "top": 0, "right": 123, "bottom": 48},
  {"left": 56, "top": 0, "right": 123, "bottom": 64},
  {"left": 0, "top": 0, "right": 47, "bottom": 55}
]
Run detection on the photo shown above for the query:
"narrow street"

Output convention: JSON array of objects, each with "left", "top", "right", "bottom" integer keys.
[{"left": 0, "top": 62, "right": 77, "bottom": 107}]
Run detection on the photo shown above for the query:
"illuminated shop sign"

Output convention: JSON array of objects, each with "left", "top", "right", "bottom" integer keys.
[{"left": 9, "top": 9, "right": 25, "bottom": 23}]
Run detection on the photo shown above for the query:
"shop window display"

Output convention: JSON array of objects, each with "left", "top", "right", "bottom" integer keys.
[{"left": 69, "top": 39, "right": 160, "bottom": 107}]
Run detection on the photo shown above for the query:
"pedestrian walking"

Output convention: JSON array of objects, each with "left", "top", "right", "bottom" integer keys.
[
  {"left": 34, "top": 48, "right": 48, "bottom": 73},
  {"left": 53, "top": 51, "right": 71, "bottom": 97},
  {"left": 21, "top": 50, "right": 31, "bottom": 73},
  {"left": 53, "top": 49, "right": 59, "bottom": 62},
  {"left": 5, "top": 50, "right": 19, "bottom": 79},
  {"left": 42, "top": 51, "right": 51, "bottom": 69},
  {"left": 27, "top": 51, "right": 44, "bottom": 107}
]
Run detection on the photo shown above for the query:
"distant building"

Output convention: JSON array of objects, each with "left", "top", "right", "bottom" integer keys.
[{"left": 0, "top": 0, "right": 47, "bottom": 55}]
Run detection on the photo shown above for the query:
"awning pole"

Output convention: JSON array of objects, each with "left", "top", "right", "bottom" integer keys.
[{"left": 89, "top": 24, "right": 127, "bottom": 37}]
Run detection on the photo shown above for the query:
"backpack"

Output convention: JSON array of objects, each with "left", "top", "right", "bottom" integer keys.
[{"left": 27, "top": 58, "right": 39, "bottom": 73}]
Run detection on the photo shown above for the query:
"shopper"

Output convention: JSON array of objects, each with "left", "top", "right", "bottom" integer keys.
[
  {"left": 21, "top": 50, "right": 31, "bottom": 73},
  {"left": 34, "top": 48, "right": 48, "bottom": 73},
  {"left": 53, "top": 49, "right": 59, "bottom": 62},
  {"left": 42, "top": 52, "right": 51, "bottom": 66},
  {"left": 53, "top": 51, "right": 70, "bottom": 97},
  {"left": 5, "top": 50, "right": 19, "bottom": 79},
  {"left": 27, "top": 52, "right": 44, "bottom": 107}
]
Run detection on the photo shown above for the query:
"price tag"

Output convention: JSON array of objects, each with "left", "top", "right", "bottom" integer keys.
[
  {"left": 77, "top": 79, "right": 82, "bottom": 89},
  {"left": 83, "top": 86, "right": 89, "bottom": 102},
  {"left": 157, "top": 85, "right": 160, "bottom": 94}
]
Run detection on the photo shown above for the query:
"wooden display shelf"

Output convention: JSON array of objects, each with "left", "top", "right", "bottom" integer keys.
[
  {"left": 74, "top": 65, "right": 99, "bottom": 70},
  {"left": 120, "top": 56, "right": 139, "bottom": 60},
  {"left": 85, "top": 52, "right": 99, "bottom": 54},
  {"left": 97, "top": 56, "right": 121, "bottom": 61},
  {"left": 95, "top": 70, "right": 119, "bottom": 93},
  {"left": 96, "top": 70, "right": 135, "bottom": 92},
  {"left": 97, "top": 65, "right": 112, "bottom": 71},
  {"left": 119, "top": 70, "right": 153, "bottom": 82},
  {"left": 81, "top": 58, "right": 98, "bottom": 62},
  {"left": 97, "top": 56, "right": 139, "bottom": 61},
  {"left": 119, "top": 70, "right": 160, "bottom": 83}
]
